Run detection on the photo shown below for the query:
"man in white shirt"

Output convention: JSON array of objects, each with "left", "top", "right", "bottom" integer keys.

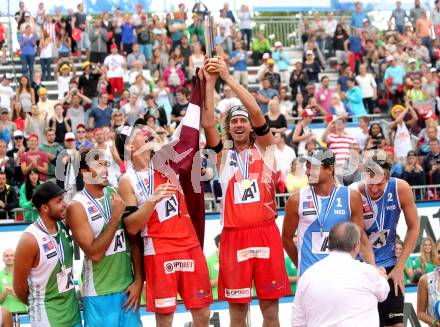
[
  {"left": 217, "top": 85, "right": 241, "bottom": 115},
  {"left": 354, "top": 116, "right": 369, "bottom": 150},
  {"left": 103, "top": 44, "right": 127, "bottom": 95},
  {"left": 274, "top": 132, "right": 296, "bottom": 180},
  {"left": 0, "top": 75, "right": 14, "bottom": 112},
  {"left": 292, "top": 222, "right": 389, "bottom": 327}
]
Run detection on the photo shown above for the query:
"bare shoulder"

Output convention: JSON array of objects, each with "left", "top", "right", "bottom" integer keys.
[{"left": 286, "top": 190, "right": 300, "bottom": 209}]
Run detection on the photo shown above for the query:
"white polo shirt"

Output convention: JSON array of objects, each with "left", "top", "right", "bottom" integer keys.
[{"left": 292, "top": 251, "right": 389, "bottom": 327}]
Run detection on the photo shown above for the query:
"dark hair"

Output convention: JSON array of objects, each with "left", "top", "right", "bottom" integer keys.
[
  {"left": 328, "top": 222, "right": 360, "bottom": 252},
  {"left": 359, "top": 116, "right": 369, "bottom": 123},
  {"left": 214, "top": 234, "right": 221, "bottom": 248},
  {"left": 320, "top": 75, "right": 329, "bottom": 82},
  {"left": 176, "top": 88, "right": 189, "bottom": 96},
  {"left": 369, "top": 123, "right": 385, "bottom": 139},
  {"left": 25, "top": 168, "right": 40, "bottom": 201},
  {"left": 79, "top": 149, "right": 105, "bottom": 171}
]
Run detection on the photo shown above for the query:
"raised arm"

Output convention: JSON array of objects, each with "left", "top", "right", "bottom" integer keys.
[{"left": 206, "top": 57, "right": 274, "bottom": 149}]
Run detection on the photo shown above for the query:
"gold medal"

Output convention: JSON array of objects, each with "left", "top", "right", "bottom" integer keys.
[
  {"left": 320, "top": 226, "right": 323, "bottom": 237},
  {"left": 241, "top": 179, "right": 252, "bottom": 190}
]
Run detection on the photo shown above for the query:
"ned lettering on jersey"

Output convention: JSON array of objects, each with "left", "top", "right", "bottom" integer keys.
[
  {"left": 116, "top": 120, "right": 212, "bottom": 327},
  {"left": 203, "top": 58, "right": 290, "bottom": 327},
  {"left": 350, "top": 155, "right": 419, "bottom": 327},
  {"left": 14, "top": 181, "right": 81, "bottom": 327},
  {"left": 66, "top": 149, "right": 143, "bottom": 327},
  {"left": 282, "top": 147, "right": 375, "bottom": 277}
]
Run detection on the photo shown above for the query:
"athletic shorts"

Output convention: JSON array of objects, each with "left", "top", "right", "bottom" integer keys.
[
  {"left": 378, "top": 266, "right": 404, "bottom": 326},
  {"left": 218, "top": 221, "right": 290, "bottom": 303},
  {"left": 83, "top": 291, "right": 142, "bottom": 327},
  {"left": 144, "top": 246, "right": 213, "bottom": 314}
]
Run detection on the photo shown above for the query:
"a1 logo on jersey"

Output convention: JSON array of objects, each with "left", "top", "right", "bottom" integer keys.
[
  {"left": 311, "top": 232, "right": 330, "bottom": 255},
  {"left": 369, "top": 229, "right": 390, "bottom": 248},
  {"left": 156, "top": 194, "right": 179, "bottom": 222},
  {"left": 105, "top": 229, "right": 126, "bottom": 256},
  {"left": 233, "top": 179, "right": 260, "bottom": 204}
]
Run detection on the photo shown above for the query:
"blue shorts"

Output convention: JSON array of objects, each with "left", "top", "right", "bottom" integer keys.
[{"left": 83, "top": 291, "right": 142, "bottom": 327}]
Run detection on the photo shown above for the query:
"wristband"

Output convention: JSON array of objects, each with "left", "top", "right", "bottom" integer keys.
[
  {"left": 206, "top": 140, "right": 223, "bottom": 154},
  {"left": 254, "top": 122, "right": 270, "bottom": 136}
]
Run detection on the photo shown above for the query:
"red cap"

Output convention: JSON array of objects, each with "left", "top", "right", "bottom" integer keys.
[
  {"left": 110, "top": 43, "right": 118, "bottom": 50},
  {"left": 423, "top": 112, "right": 438, "bottom": 120},
  {"left": 76, "top": 123, "right": 86, "bottom": 130},
  {"left": 325, "top": 114, "right": 334, "bottom": 122},
  {"left": 29, "top": 133, "right": 39, "bottom": 141},
  {"left": 301, "top": 109, "right": 316, "bottom": 118},
  {"left": 141, "top": 14, "right": 146, "bottom": 20},
  {"left": 137, "top": 4, "right": 142, "bottom": 9}
]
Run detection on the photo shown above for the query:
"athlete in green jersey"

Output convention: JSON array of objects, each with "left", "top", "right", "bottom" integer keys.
[
  {"left": 14, "top": 181, "right": 81, "bottom": 327},
  {"left": 66, "top": 149, "right": 143, "bottom": 327}
]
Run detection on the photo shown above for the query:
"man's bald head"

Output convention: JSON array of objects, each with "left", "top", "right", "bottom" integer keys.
[
  {"left": 328, "top": 222, "right": 360, "bottom": 253},
  {"left": 3, "top": 248, "right": 14, "bottom": 266}
]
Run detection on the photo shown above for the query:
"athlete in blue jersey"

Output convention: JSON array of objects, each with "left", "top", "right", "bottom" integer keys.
[
  {"left": 351, "top": 157, "right": 419, "bottom": 327},
  {"left": 282, "top": 147, "right": 374, "bottom": 277}
]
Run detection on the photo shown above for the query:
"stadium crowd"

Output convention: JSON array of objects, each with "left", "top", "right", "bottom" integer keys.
[{"left": 0, "top": 1, "right": 439, "bottom": 326}]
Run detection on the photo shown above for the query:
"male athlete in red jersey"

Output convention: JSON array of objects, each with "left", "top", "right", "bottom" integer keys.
[
  {"left": 202, "top": 58, "right": 289, "bottom": 326},
  {"left": 117, "top": 124, "right": 213, "bottom": 327}
]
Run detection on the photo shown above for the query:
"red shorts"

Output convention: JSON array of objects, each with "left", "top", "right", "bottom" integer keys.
[
  {"left": 144, "top": 246, "right": 213, "bottom": 313},
  {"left": 218, "top": 221, "right": 290, "bottom": 303},
  {"left": 108, "top": 77, "right": 124, "bottom": 95}
]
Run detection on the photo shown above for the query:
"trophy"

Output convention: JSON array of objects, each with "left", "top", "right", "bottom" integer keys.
[{"left": 204, "top": 15, "right": 215, "bottom": 57}]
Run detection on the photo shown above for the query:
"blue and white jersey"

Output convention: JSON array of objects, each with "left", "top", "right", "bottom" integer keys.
[
  {"left": 297, "top": 185, "right": 351, "bottom": 276},
  {"left": 351, "top": 177, "right": 402, "bottom": 268}
]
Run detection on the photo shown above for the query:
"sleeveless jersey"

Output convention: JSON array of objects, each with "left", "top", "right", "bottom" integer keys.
[
  {"left": 219, "top": 145, "right": 277, "bottom": 228},
  {"left": 25, "top": 221, "right": 81, "bottom": 327},
  {"left": 427, "top": 270, "right": 440, "bottom": 318},
  {"left": 352, "top": 178, "right": 402, "bottom": 268},
  {"left": 297, "top": 185, "right": 351, "bottom": 276},
  {"left": 72, "top": 186, "right": 133, "bottom": 297},
  {"left": 124, "top": 166, "right": 200, "bottom": 256}
]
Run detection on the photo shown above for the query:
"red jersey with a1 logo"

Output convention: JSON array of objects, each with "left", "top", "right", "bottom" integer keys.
[
  {"left": 219, "top": 144, "right": 278, "bottom": 228},
  {"left": 124, "top": 166, "right": 200, "bottom": 255}
]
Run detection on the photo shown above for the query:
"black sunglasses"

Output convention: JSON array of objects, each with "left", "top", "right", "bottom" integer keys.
[{"left": 14, "top": 136, "right": 23, "bottom": 140}]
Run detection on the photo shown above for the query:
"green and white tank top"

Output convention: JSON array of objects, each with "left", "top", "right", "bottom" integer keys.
[
  {"left": 72, "top": 186, "right": 133, "bottom": 297},
  {"left": 25, "top": 221, "right": 81, "bottom": 327}
]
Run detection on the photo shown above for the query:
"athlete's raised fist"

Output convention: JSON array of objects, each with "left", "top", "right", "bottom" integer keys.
[{"left": 111, "top": 193, "right": 127, "bottom": 222}]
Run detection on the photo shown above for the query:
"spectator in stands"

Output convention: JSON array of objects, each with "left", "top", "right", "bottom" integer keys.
[
  {"left": 55, "top": 27, "right": 72, "bottom": 59},
  {"left": 345, "top": 77, "right": 368, "bottom": 118},
  {"left": 251, "top": 31, "right": 271, "bottom": 66},
  {"left": 384, "top": 55, "right": 406, "bottom": 99},
  {"left": 0, "top": 75, "right": 13, "bottom": 113},
  {"left": 129, "top": 73, "right": 150, "bottom": 107},
  {"left": 88, "top": 92, "right": 113, "bottom": 129},
  {"left": 49, "top": 104, "right": 72, "bottom": 145},
  {"left": 89, "top": 19, "right": 109, "bottom": 64},
  {"left": 188, "top": 15, "right": 204, "bottom": 47},
  {"left": 337, "top": 65, "right": 354, "bottom": 93},
  {"left": 75, "top": 124, "right": 93, "bottom": 150},
  {"left": 315, "top": 76, "right": 334, "bottom": 113},
  {"left": 36, "top": 88, "right": 54, "bottom": 119},
  {"left": 266, "top": 99, "right": 288, "bottom": 134},
  {"left": 172, "top": 88, "right": 189, "bottom": 126},
  {"left": 0, "top": 139, "right": 13, "bottom": 181},
  {"left": 39, "top": 29, "right": 53, "bottom": 81},
  {"left": 163, "top": 57, "right": 185, "bottom": 94},
  {"left": 279, "top": 87, "right": 293, "bottom": 117},
  {"left": 189, "top": 42, "right": 205, "bottom": 77},
  {"left": 230, "top": 40, "right": 248, "bottom": 89},
  {"left": 54, "top": 62, "right": 76, "bottom": 101},
  {"left": 310, "top": 15, "right": 326, "bottom": 51},
  {"left": 395, "top": 238, "right": 415, "bottom": 284},
  {"left": 206, "top": 234, "right": 220, "bottom": 300},
  {"left": 424, "top": 139, "right": 440, "bottom": 197},
  {"left": 356, "top": 64, "right": 377, "bottom": 114},
  {"left": 390, "top": 103, "right": 417, "bottom": 156},
  {"left": 136, "top": 15, "right": 153, "bottom": 64},
  {"left": 257, "top": 54, "right": 279, "bottom": 82},
  {"left": 292, "top": 109, "right": 316, "bottom": 157},
  {"left": 262, "top": 59, "right": 282, "bottom": 90},
  {"left": 24, "top": 105, "right": 47, "bottom": 143},
  {"left": 16, "top": 76, "right": 35, "bottom": 114},
  {"left": 39, "top": 128, "right": 63, "bottom": 181},
  {"left": 390, "top": 1, "right": 409, "bottom": 34},
  {"left": 104, "top": 44, "right": 127, "bottom": 95},
  {"left": 168, "top": 12, "right": 186, "bottom": 49},
  {"left": 416, "top": 263, "right": 440, "bottom": 326},
  {"left": 0, "top": 249, "right": 27, "bottom": 312},
  {"left": 329, "top": 93, "right": 350, "bottom": 117},
  {"left": 333, "top": 24, "right": 349, "bottom": 66},
  {"left": 94, "top": 128, "right": 121, "bottom": 186},
  {"left": 7, "top": 131, "right": 26, "bottom": 187},
  {"left": 414, "top": 38, "right": 430, "bottom": 64},
  {"left": 111, "top": 109, "right": 125, "bottom": 130},
  {"left": 72, "top": 3, "right": 90, "bottom": 61},
  {"left": 0, "top": 110, "right": 11, "bottom": 144},
  {"left": 322, "top": 118, "right": 354, "bottom": 171},
  {"left": 352, "top": 116, "right": 369, "bottom": 150},
  {"left": 122, "top": 93, "right": 143, "bottom": 126},
  {"left": 351, "top": 1, "right": 369, "bottom": 30},
  {"left": 127, "top": 44, "right": 147, "bottom": 69},
  {"left": 20, "top": 133, "right": 48, "bottom": 182},
  {"left": 18, "top": 24, "right": 36, "bottom": 81},
  {"left": 365, "top": 122, "right": 387, "bottom": 150},
  {"left": 285, "top": 158, "right": 308, "bottom": 193},
  {"left": 121, "top": 15, "right": 136, "bottom": 56},
  {"left": 416, "top": 11, "right": 433, "bottom": 60},
  {"left": 272, "top": 42, "right": 291, "bottom": 86},
  {"left": 78, "top": 61, "right": 101, "bottom": 102},
  {"left": 413, "top": 237, "right": 440, "bottom": 275},
  {"left": 217, "top": 85, "right": 241, "bottom": 115},
  {"left": 402, "top": 150, "right": 426, "bottom": 200},
  {"left": 145, "top": 96, "right": 168, "bottom": 128},
  {"left": 302, "top": 50, "right": 321, "bottom": 83},
  {"left": 19, "top": 168, "right": 40, "bottom": 222},
  {"left": 0, "top": 168, "right": 17, "bottom": 219},
  {"left": 289, "top": 62, "right": 308, "bottom": 100},
  {"left": 274, "top": 132, "right": 296, "bottom": 181},
  {"left": 64, "top": 93, "right": 90, "bottom": 134},
  {"left": 238, "top": 4, "right": 252, "bottom": 50},
  {"left": 192, "top": 2, "right": 209, "bottom": 21},
  {"left": 255, "top": 77, "right": 279, "bottom": 114}
]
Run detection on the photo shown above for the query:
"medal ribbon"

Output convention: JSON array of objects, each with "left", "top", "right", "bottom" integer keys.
[
  {"left": 135, "top": 162, "right": 154, "bottom": 199},
  {"left": 311, "top": 185, "right": 338, "bottom": 233},
  {"left": 364, "top": 183, "right": 388, "bottom": 234},
  {"left": 36, "top": 218, "right": 65, "bottom": 269},
  {"left": 234, "top": 147, "right": 250, "bottom": 181},
  {"left": 83, "top": 188, "right": 112, "bottom": 224}
]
